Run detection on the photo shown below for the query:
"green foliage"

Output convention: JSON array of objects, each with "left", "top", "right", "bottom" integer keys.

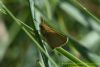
[{"left": 0, "top": 0, "right": 100, "bottom": 67}]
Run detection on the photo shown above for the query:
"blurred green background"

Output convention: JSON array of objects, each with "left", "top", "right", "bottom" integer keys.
[{"left": 0, "top": 0, "right": 100, "bottom": 67}]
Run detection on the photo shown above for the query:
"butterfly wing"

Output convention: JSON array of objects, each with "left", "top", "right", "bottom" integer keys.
[{"left": 40, "top": 23, "right": 67, "bottom": 49}]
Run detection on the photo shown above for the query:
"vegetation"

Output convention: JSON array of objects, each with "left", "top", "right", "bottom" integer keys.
[{"left": 0, "top": 0, "right": 100, "bottom": 67}]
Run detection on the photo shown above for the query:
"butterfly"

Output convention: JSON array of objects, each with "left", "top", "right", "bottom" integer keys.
[{"left": 40, "top": 23, "right": 68, "bottom": 49}]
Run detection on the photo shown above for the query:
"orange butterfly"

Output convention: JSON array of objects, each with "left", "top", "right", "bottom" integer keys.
[{"left": 40, "top": 23, "right": 68, "bottom": 49}]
